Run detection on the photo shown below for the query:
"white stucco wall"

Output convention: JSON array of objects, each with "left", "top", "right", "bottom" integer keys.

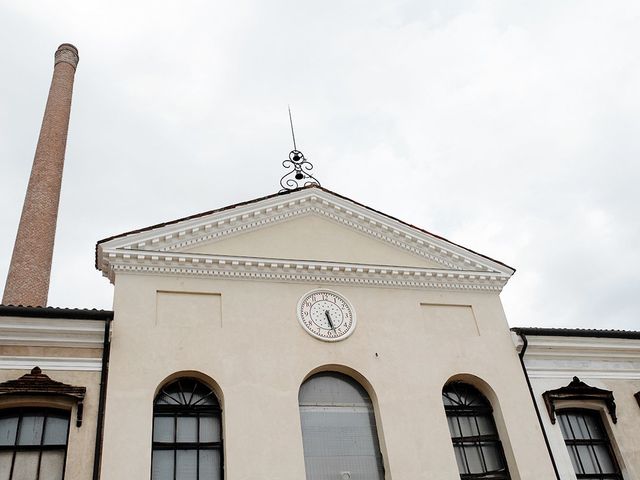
[
  {"left": 522, "top": 334, "right": 640, "bottom": 480},
  {"left": 0, "top": 368, "right": 102, "bottom": 480},
  {"left": 99, "top": 272, "right": 555, "bottom": 479}
]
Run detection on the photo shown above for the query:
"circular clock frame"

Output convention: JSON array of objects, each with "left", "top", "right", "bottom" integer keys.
[{"left": 296, "top": 289, "right": 357, "bottom": 342}]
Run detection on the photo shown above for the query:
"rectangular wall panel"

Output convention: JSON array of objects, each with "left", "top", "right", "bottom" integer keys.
[
  {"left": 156, "top": 291, "right": 222, "bottom": 328},
  {"left": 420, "top": 304, "right": 479, "bottom": 336}
]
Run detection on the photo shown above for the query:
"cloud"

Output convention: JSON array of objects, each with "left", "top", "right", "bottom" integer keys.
[{"left": 0, "top": 1, "right": 638, "bottom": 329}]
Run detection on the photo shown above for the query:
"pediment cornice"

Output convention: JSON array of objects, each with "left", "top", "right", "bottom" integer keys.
[
  {"left": 100, "top": 250, "right": 511, "bottom": 291},
  {"left": 513, "top": 333, "right": 640, "bottom": 379},
  {"left": 97, "top": 188, "right": 514, "bottom": 291}
]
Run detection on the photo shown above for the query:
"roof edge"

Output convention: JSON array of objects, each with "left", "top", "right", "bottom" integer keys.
[
  {"left": 511, "top": 326, "right": 640, "bottom": 340},
  {"left": 0, "top": 305, "right": 113, "bottom": 321},
  {"left": 94, "top": 186, "right": 516, "bottom": 273}
]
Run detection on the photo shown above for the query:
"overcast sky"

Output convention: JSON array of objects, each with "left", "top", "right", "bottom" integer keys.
[{"left": 1, "top": 1, "right": 638, "bottom": 330}]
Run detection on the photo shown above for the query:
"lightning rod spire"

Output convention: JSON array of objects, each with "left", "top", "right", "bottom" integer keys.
[{"left": 279, "top": 107, "right": 320, "bottom": 192}]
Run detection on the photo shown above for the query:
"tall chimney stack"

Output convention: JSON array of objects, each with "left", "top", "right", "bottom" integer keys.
[{"left": 2, "top": 44, "right": 79, "bottom": 307}]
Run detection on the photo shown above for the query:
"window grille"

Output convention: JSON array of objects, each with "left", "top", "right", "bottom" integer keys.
[
  {"left": 151, "top": 378, "right": 222, "bottom": 480},
  {"left": 442, "top": 382, "right": 510, "bottom": 480},
  {"left": 557, "top": 410, "right": 622, "bottom": 480},
  {"left": 0, "top": 408, "right": 70, "bottom": 480}
]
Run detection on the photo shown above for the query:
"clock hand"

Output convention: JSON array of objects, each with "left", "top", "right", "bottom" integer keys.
[{"left": 325, "top": 310, "right": 335, "bottom": 330}]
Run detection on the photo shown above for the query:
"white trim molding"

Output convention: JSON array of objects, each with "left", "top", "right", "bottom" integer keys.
[
  {"left": 0, "top": 316, "right": 106, "bottom": 349},
  {"left": 102, "top": 251, "right": 511, "bottom": 292},
  {"left": 513, "top": 333, "right": 640, "bottom": 379},
  {"left": 97, "top": 188, "right": 514, "bottom": 291},
  {"left": 0, "top": 356, "right": 102, "bottom": 372}
]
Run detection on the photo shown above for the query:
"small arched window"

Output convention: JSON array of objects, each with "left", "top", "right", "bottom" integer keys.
[
  {"left": 152, "top": 378, "right": 222, "bottom": 480},
  {"left": 442, "top": 382, "right": 510, "bottom": 479},
  {"left": 299, "top": 371, "right": 384, "bottom": 480},
  {"left": 0, "top": 407, "right": 70, "bottom": 480}
]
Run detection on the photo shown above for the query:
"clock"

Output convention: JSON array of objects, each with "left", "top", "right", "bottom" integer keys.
[{"left": 297, "top": 289, "right": 357, "bottom": 341}]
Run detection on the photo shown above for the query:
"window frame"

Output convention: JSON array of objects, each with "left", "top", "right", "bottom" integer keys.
[
  {"left": 442, "top": 382, "right": 511, "bottom": 480},
  {"left": 298, "top": 371, "right": 386, "bottom": 480},
  {"left": 0, "top": 406, "right": 71, "bottom": 480},
  {"left": 151, "top": 378, "right": 223, "bottom": 480},
  {"left": 556, "top": 408, "right": 623, "bottom": 480}
]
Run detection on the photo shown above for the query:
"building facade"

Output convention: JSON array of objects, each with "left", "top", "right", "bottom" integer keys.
[
  {"left": 513, "top": 328, "right": 640, "bottom": 480},
  {"left": 1, "top": 44, "right": 639, "bottom": 480},
  {"left": 0, "top": 306, "right": 110, "bottom": 479},
  {"left": 93, "top": 186, "right": 556, "bottom": 479}
]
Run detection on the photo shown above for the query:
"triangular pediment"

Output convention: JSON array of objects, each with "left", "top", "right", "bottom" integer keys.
[
  {"left": 183, "top": 214, "right": 443, "bottom": 269},
  {"left": 96, "top": 187, "right": 514, "bottom": 291}
]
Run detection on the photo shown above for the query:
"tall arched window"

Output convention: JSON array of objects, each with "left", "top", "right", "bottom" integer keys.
[
  {"left": 298, "top": 371, "right": 384, "bottom": 480},
  {"left": 0, "top": 407, "right": 70, "bottom": 480},
  {"left": 152, "top": 378, "right": 222, "bottom": 480},
  {"left": 442, "top": 382, "right": 510, "bottom": 479}
]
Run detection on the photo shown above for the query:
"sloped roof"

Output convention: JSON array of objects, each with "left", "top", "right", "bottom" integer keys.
[
  {"left": 511, "top": 326, "right": 640, "bottom": 340},
  {"left": 95, "top": 185, "right": 514, "bottom": 272},
  {"left": 0, "top": 304, "right": 113, "bottom": 320}
]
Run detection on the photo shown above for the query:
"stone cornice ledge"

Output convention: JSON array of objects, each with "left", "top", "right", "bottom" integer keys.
[
  {"left": 513, "top": 333, "right": 640, "bottom": 379},
  {"left": 0, "top": 356, "right": 102, "bottom": 372},
  {"left": 100, "top": 249, "right": 510, "bottom": 292},
  {"left": 521, "top": 335, "right": 640, "bottom": 358},
  {"left": 0, "top": 316, "right": 106, "bottom": 348}
]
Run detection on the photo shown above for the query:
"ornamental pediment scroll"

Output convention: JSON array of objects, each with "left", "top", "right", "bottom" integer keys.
[
  {"left": 0, "top": 366, "right": 86, "bottom": 426},
  {"left": 542, "top": 376, "right": 616, "bottom": 424}
]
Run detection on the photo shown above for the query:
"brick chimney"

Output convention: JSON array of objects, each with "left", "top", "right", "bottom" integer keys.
[{"left": 2, "top": 44, "right": 79, "bottom": 307}]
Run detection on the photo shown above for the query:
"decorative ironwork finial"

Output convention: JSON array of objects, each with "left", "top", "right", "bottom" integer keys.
[{"left": 280, "top": 107, "right": 320, "bottom": 192}]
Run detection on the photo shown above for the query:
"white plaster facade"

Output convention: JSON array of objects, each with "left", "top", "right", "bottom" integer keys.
[
  {"left": 3, "top": 186, "right": 639, "bottom": 480},
  {"left": 0, "top": 310, "right": 109, "bottom": 480},
  {"left": 95, "top": 186, "right": 555, "bottom": 479},
  {"left": 514, "top": 331, "right": 640, "bottom": 480}
]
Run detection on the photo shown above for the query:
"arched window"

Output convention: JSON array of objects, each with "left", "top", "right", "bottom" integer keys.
[
  {"left": 0, "top": 407, "right": 70, "bottom": 480},
  {"left": 442, "top": 382, "right": 510, "bottom": 479},
  {"left": 298, "top": 371, "right": 384, "bottom": 480},
  {"left": 152, "top": 378, "right": 222, "bottom": 480},
  {"left": 557, "top": 409, "right": 622, "bottom": 479}
]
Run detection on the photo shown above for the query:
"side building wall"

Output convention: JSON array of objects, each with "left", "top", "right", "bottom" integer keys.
[
  {"left": 0, "top": 307, "right": 110, "bottom": 480},
  {"left": 514, "top": 330, "right": 640, "bottom": 480}
]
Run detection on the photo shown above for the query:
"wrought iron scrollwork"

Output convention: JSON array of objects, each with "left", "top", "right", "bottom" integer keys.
[{"left": 279, "top": 149, "right": 320, "bottom": 192}]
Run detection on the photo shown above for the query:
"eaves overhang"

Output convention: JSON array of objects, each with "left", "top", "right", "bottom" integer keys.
[
  {"left": 95, "top": 187, "right": 514, "bottom": 291},
  {"left": 511, "top": 327, "right": 640, "bottom": 380},
  {"left": 0, "top": 305, "right": 113, "bottom": 320},
  {"left": 511, "top": 327, "right": 640, "bottom": 340}
]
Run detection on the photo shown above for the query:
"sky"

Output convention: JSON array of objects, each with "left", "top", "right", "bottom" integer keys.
[{"left": 0, "top": 1, "right": 639, "bottom": 329}]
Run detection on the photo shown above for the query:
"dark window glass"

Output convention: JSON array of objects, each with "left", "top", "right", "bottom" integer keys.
[
  {"left": 557, "top": 410, "right": 622, "bottom": 479},
  {"left": 442, "top": 382, "right": 510, "bottom": 480},
  {"left": 151, "top": 378, "right": 222, "bottom": 480},
  {"left": 299, "top": 372, "right": 385, "bottom": 480},
  {"left": 0, "top": 408, "right": 70, "bottom": 480}
]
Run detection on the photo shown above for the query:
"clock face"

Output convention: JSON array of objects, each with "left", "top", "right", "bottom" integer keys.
[{"left": 297, "top": 289, "right": 357, "bottom": 342}]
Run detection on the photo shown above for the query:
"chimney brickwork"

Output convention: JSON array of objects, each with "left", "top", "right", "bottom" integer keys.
[{"left": 2, "top": 44, "right": 79, "bottom": 307}]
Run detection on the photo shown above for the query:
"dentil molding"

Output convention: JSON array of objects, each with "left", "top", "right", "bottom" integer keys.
[{"left": 97, "top": 188, "right": 513, "bottom": 291}]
